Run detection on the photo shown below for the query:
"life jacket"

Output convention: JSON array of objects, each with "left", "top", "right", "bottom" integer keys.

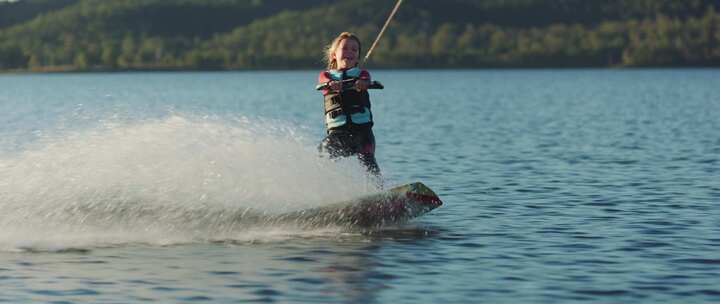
[{"left": 323, "top": 67, "right": 373, "bottom": 130}]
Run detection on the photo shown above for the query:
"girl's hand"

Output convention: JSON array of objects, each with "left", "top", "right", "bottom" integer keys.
[
  {"left": 355, "top": 79, "right": 369, "bottom": 92},
  {"left": 328, "top": 80, "right": 342, "bottom": 91}
]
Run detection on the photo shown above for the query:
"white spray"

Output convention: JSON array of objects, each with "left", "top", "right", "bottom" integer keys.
[{"left": 0, "top": 115, "right": 377, "bottom": 251}]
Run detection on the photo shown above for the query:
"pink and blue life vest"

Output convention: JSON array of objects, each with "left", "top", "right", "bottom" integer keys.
[{"left": 321, "top": 67, "right": 373, "bottom": 130}]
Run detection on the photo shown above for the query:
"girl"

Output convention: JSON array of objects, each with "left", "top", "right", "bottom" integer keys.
[{"left": 317, "top": 32, "right": 381, "bottom": 180}]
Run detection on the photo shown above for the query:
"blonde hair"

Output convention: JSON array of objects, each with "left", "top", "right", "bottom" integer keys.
[{"left": 324, "top": 32, "right": 362, "bottom": 70}]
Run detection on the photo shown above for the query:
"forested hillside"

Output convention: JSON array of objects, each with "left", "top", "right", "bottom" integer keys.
[
  {"left": 1, "top": 0, "right": 719, "bottom": 71},
  {"left": 0, "top": 0, "right": 77, "bottom": 29}
]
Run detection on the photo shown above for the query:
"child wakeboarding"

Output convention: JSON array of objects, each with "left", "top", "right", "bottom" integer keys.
[{"left": 317, "top": 32, "right": 382, "bottom": 183}]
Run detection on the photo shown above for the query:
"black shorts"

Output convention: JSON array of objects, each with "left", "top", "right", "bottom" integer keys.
[{"left": 320, "top": 127, "right": 380, "bottom": 176}]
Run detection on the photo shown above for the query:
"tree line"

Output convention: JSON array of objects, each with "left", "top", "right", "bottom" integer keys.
[{"left": 1, "top": 0, "right": 719, "bottom": 71}]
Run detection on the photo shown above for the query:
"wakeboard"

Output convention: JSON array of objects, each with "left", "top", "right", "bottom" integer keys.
[{"left": 270, "top": 182, "right": 443, "bottom": 229}]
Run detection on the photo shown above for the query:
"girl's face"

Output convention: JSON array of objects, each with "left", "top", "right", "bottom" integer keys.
[{"left": 333, "top": 38, "right": 359, "bottom": 69}]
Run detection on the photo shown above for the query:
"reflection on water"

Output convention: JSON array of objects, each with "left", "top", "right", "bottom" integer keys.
[{"left": 1, "top": 226, "right": 441, "bottom": 303}]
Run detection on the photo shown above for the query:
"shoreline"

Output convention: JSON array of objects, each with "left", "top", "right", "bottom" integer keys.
[{"left": 2, "top": 65, "right": 720, "bottom": 75}]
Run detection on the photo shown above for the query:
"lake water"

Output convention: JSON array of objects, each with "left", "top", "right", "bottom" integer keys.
[{"left": 0, "top": 70, "right": 718, "bottom": 303}]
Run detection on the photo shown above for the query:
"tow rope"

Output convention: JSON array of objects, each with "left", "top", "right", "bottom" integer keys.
[{"left": 363, "top": 0, "right": 403, "bottom": 64}]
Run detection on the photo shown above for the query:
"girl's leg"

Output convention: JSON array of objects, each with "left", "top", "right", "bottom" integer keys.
[
  {"left": 358, "top": 130, "right": 383, "bottom": 188},
  {"left": 319, "top": 130, "right": 354, "bottom": 158}
]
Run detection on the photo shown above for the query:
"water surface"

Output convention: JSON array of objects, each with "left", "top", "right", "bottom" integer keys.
[{"left": 1, "top": 69, "right": 719, "bottom": 303}]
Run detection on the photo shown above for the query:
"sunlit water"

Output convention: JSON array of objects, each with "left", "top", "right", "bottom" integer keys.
[{"left": 0, "top": 70, "right": 718, "bottom": 303}]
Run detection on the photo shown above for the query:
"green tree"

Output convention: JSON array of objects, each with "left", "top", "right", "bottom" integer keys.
[
  {"left": 101, "top": 41, "right": 118, "bottom": 68},
  {"left": 0, "top": 45, "right": 28, "bottom": 69},
  {"left": 117, "top": 34, "right": 136, "bottom": 68},
  {"left": 74, "top": 52, "right": 88, "bottom": 69},
  {"left": 431, "top": 23, "right": 458, "bottom": 55}
]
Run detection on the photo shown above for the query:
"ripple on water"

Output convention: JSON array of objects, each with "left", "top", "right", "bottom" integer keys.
[
  {"left": 207, "top": 270, "right": 240, "bottom": 276},
  {"left": 672, "top": 258, "right": 720, "bottom": 265},
  {"left": 277, "top": 256, "right": 317, "bottom": 263},
  {"left": 572, "top": 289, "right": 636, "bottom": 297},
  {"left": 151, "top": 286, "right": 188, "bottom": 292},
  {"left": 287, "top": 277, "right": 328, "bottom": 285},
  {"left": 28, "top": 288, "right": 100, "bottom": 296},
  {"left": 252, "top": 288, "right": 283, "bottom": 297},
  {"left": 225, "top": 283, "right": 268, "bottom": 289},
  {"left": 178, "top": 295, "right": 213, "bottom": 301}
]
